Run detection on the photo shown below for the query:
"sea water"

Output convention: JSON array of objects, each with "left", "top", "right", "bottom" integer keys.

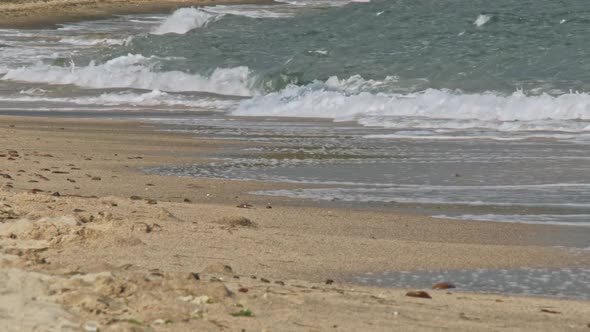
[
  {"left": 352, "top": 268, "right": 590, "bottom": 300},
  {"left": 2, "top": 0, "right": 590, "bottom": 228}
]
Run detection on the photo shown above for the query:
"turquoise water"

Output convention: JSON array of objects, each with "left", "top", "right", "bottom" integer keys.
[
  {"left": 1, "top": 0, "right": 590, "bottom": 128},
  {"left": 126, "top": 0, "right": 590, "bottom": 95}
]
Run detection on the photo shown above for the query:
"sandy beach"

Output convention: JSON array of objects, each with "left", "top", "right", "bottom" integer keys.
[
  {"left": 1, "top": 0, "right": 590, "bottom": 330},
  {"left": 0, "top": 0, "right": 272, "bottom": 28},
  {"left": 0, "top": 115, "right": 589, "bottom": 331}
]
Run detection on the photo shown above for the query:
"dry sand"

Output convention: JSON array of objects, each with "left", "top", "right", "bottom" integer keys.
[
  {"left": 1, "top": 115, "right": 590, "bottom": 331},
  {"left": 0, "top": 0, "right": 272, "bottom": 28}
]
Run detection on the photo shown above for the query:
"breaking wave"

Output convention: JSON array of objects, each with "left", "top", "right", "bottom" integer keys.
[
  {"left": 233, "top": 76, "right": 590, "bottom": 132},
  {"left": 152, "top": 8, "right": 221, "bottom": 35},
  {"left": 1, "top": 54, "right": 254, "bottom": 97}
]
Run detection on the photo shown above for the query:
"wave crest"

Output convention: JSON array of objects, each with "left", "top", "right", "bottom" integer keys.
[
  {"left": 1, "top": 54, "right": 254, "bottom": 96},
  {"left": 152, "top": 8, "right": 221, "bottom": 35},
  {"left": 233, "top": 77, "right": 590, "bottom": 133}
]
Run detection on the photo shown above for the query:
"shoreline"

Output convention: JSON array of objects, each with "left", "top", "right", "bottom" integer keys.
[
  {"left": 0, "top": 0, "right": 274, "bottom": 29},
  {"left": 1, "top": 115, "right": 590, "bottom": 330}
]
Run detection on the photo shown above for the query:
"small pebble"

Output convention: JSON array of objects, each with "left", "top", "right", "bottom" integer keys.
[{"left": 406, "top": 291, "right": 432, "bottom": 299}]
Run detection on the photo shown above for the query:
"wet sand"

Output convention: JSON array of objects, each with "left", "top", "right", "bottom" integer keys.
[
  {"left": 1, "top": 115, "right": 590, "bottom": 331},
  {"left": 0, "top": 0, "right": 273, "bottom": 28}
]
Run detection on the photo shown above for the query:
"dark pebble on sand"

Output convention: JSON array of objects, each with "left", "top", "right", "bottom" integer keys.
[
  {"left": 432, "top": 282, "right": 456, "bottom": 290},
  {"left": 406, "top": 291, "right": 432, "bottom": 299}
]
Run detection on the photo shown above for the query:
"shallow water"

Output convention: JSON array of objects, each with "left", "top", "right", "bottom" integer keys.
[
  {"left": 145, "top": 115, "right": 590, "bottom": 228},
  {"left": 352, "top": 268, "right": 590, "bottom": 301}
]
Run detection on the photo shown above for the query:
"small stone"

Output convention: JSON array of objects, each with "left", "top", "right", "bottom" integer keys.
[
  {"left": 152, "top": 319, "right": 166, "bottom": 325},
  {"left": 146, "top": 199, "right": 157, "bottom": 205},
  {"left": 91, "top": 176, "right": 101, "bottom": 181},
  {"left": 540, "top": 309, "right": 561, "bottom": 314},
  {"left": 325, "top": 279, "right": 334, "bottom": 285},
  {"left": 189, "top": 272, "right": 200, "bottom": 281},
  {"left": 238, "top": 288, "right": 249, "bottom": 293},
  {"left": 51, "top": 192, "right": 61, "bottom": 197},
  {"left": 275, "top": 281, "right": 285, "bottom": 286},
  {"left": 432, "top": 282, "right": 455, "bottom": 290},
  {"left": 260, "top": 278, "right": 270, "bottom": 283},
  {"left": 130, "top": 195, "right": 142, "bottom": 200},
  {"left": 192, "top": 296, "right": 210, "bottom": 305},
  {"left": 183, "top": 198, "right": 192, "bottom": 203},
  {"left": 406, "top": 291, "right": 432, "bottom": 299},
  {"left": 204, "top": 263, "right": 234, "bottom": 275}
]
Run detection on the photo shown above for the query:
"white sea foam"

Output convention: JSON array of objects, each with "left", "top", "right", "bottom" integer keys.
[
  {"left": 233, "top": 77, "right": 590, "bottom": 133},
  {"left": 474, "top": 14, "right": 491, "bottom": 27},
  {"left": 59, "top": 36, "right": 133, "bottom": 46},
  {"left": 0, "top": 90, "right": 236, "bottom": 109},
  {"left": 84, "top": 91, "right": 235, "bottom": 108},
  {"left": 1, "top": 54, "right": 254, "bottom": 96},
  {"left": 274, "top": 0, "right": 355, "bottom": 7},
  {"left": 204, "top": 5, "right": 295, "bottom": 18},
  {"left": 152, "top": 8, "right": 221, "bottom": 35}
]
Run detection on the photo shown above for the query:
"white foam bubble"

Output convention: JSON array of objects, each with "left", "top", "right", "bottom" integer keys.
[
  {"left": 1, "top": 54, "right": 254, "bottom": 96},
  {"left": 474, "top": 14, "right": 491, "bottom": 27},
  {"left": 152, "top": 8, "right": 221, "bottom": 35}
]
